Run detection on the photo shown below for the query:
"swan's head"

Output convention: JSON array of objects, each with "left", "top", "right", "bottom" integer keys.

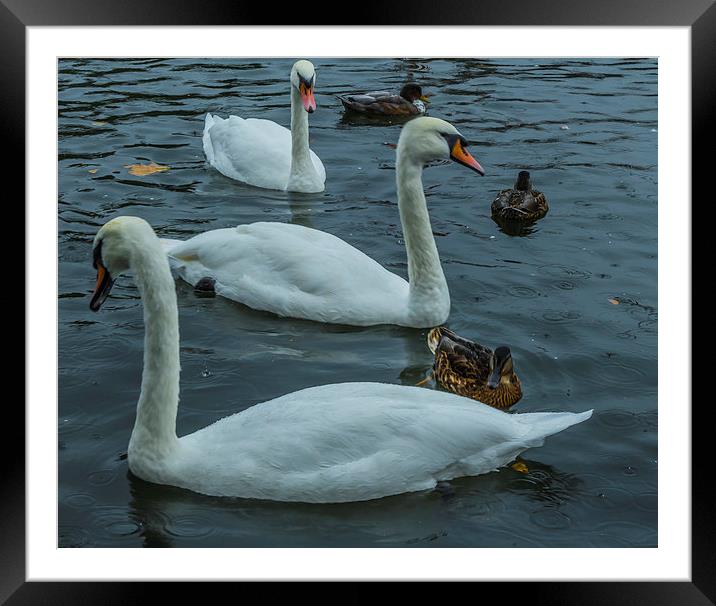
[
  {"left": 397, "top": 117, "right": 484, "bottom": 175},
  {"left": 290, "top": 60, "right": 317, "bottom": 113},
  {"left": 515, "top": 170, "right": 532, "bottom": 191},
  {"left": 89, "top": 216, "right": 154, "bottom": 312},
  {"left": 487, "top": 346, "right": 516, "bottom": 390}
]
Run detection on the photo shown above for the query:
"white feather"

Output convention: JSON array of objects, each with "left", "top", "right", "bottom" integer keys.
[{"left": 162, "top": 223, "right": 409, "bottom": 326}]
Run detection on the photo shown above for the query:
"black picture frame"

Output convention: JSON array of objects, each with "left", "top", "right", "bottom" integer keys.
[{"left": 9, "top": 0, "right": 707, "bottom": 602}]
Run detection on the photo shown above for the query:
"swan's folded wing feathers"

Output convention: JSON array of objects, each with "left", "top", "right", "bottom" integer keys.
[
  {"left": 203, "top": 115, "right": 293, "bottom": 190},
  {"left": 176, "top": 383, "right": 592, "bottom": 502},
  {"left": 195, "top": 383, "right": 525, "bottom": 472}
]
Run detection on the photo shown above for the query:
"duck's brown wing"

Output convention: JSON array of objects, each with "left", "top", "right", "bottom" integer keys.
[
  {"left": 529, "top": 190, "right": 549, "bottom": 218},
  {"left": 435, "top": 327, "right": 493, "bottom": 359},
  {"left": 434, "top": 337, "right": 491, "bottom": 384},
  {"left": 338, "top": 92, "right": 417, "bottom": 115},
  {"left": 491, "top": 189, "right": 520, "bottom": 213},
  {"left": 492, "top": 190, "right": 542, "bottom": 220}
]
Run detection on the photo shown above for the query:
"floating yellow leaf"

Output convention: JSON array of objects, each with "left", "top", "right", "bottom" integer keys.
[
  {"left": 88, "top": 168, "right": 98, "bottom": 174},
  {"left": 91, "top": 120, "right": 109, "bottom": 126},
  {"left": 124, "top": 162, "right": 170, "bottom": 176},
  {"left": 608, "top": 298, "right": 620, "bottom": 305},
  {"left": 511, "top": 462, "right": 529, "bottom": 473}
]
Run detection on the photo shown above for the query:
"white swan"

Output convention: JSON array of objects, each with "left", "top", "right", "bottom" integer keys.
[
  {"left": 202, "top": 59, "right": 326, "bottom": 193},
  {"left": 89, "top": 216, "right": 593, "bottom": 503},
  {"left": 164, "top": 116, "right": 484, "bottom": 328}
]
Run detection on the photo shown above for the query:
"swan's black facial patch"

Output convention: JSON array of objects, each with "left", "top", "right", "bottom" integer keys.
[
  {"left": 440, "top": 133, "right": 484, "bottom": 175},
  {"left": 90, "top": 240, "right": 115, "bottom": 312},
  {"left": 92, "top": 239, "right": 102, "bottom": 270},
  {"left": 298, "top": 73, "right": 315, "bottom": 89},
  {"left": 440, "top": 132, "right": 468, "bottom": 151},
  {"left": 297, "top": 73, "right": 317, "bottom": 113}
]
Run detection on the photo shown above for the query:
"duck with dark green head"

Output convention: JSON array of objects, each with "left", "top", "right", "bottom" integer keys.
[{"left": 338, "top": 83, "right": 430, "bottom": 116}]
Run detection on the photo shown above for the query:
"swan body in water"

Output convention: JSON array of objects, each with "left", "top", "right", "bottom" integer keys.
[
  {"left": 165, "top": 116, "right": 484, "bottom": 328},
  {"left": 89, "top": 216, "right": 593, "bottom": 503},
  {"left": 202, "top": 59, "right": 326, "bottom": 193}
]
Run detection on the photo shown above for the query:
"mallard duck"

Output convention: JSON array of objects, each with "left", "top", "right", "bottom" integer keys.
[
  {"left": 424, "top": 327, "right": 522, "bottom": 409},
  {"left": 88, "top": 216, "right": 592, "bottom": 503},
  {"left": 337, "top": 83, "right": 429, "bottom": 116},
  {"left": 491, "top": 171, "right": 549, "bottom": 223}
]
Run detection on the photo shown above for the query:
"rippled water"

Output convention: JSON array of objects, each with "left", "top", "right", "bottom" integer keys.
[{"left": 58, "top": 57, "right": 657, "bottom": 548}]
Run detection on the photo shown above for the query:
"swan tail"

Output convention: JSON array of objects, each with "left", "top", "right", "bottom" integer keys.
[
  {"left": 202, "top": 113, "right": 216, "bottom": 165},
  {"left": 159, "top": 238, "right": 195, "bottom": 274},
  {"left": 519, "top": 409, "right": 593, "bottom": 446},
  {"left": 159, "top": 238, "right": 183, "bottom": 254}
]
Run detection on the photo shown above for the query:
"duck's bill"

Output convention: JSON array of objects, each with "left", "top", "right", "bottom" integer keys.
[
  {"left": 89, "top": 262, "right": 115, "bottom": 312},
  {"left": 300, "top": 83, "right": 316, "bottom": 113},
  {"left": 419, "top": 94, "right": 430, "bottom": 104},
  {"left": 486, "top": 366, "right": 502, "bottom": 390},
  {"left": 450, "top": 139, "right": 484, "bottom": 175}
]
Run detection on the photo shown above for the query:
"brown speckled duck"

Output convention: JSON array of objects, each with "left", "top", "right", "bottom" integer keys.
[
  {"left": 338, "top": 84, "right": 429, "bottom": 116},
  {"left": 491, "top": 171, "right": 549, "bottom": 223},
  {"left": 425, "top": 327, "right": 522, "bottom": 409}
]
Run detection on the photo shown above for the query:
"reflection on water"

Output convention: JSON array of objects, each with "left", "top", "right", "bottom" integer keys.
[
  {"left": 58, "top": 57, "right": 657, "bottom": 548},
  {"left": 126, "top": 456, "right": 589, "bottom": 548},
  {"left": 493, "top": 216, "right": 540, "bottom": 237}
]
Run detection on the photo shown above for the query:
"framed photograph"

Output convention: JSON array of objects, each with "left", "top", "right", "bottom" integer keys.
[{"left": 12, "top": 0, "right": 707, "bottom": 601}]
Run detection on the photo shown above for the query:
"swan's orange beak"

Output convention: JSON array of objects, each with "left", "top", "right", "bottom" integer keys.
[
  {"left": 90, "top": 243, "right": 115, "bottom": 312},
  {"left": 90, "top": 262, "right": 115, "bottom": 312},
  {"left": 300, "top": 82, "right": 316, "bottom": 113},
  {"left": 450, "top": 138, "right": 484, "bottom": 176}
]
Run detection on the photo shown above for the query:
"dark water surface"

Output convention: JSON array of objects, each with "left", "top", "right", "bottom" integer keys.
[{"left": 58, "top": 57, "right": 657, "bottom": 548}]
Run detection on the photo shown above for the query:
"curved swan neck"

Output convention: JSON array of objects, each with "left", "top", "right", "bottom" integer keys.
[
  {"left": 396, "top": 151, "right": 449, "bottom": 319},
  {"left": 128, "top": 237, "right": 180, "bottom": 458},
  {"left": 289, "top": 87, "right": 314, "bottom": 181}
]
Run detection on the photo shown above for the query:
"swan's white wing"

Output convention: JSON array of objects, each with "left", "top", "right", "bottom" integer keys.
[
  {"left": 174, "top": 382, "right": 592, "bottom": 503},
  {"left": 203, "top": 113, "right": 325, "bottom": 191},
  {"left": 163, "top": 223, "right": 409, "bottom": 325},
  {"left": 203, "top": 114, "right": 292, "bottom": 190}
]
